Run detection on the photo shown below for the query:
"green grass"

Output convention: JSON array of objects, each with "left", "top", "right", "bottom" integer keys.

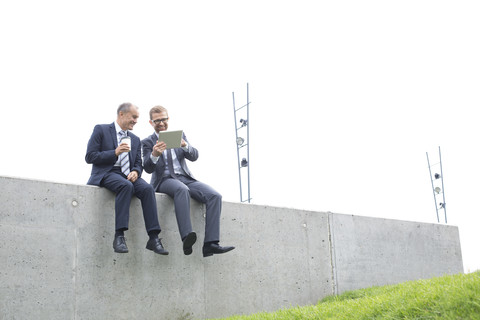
[{"left": 211, "top": 271, "right": 480, "bottom": 320}]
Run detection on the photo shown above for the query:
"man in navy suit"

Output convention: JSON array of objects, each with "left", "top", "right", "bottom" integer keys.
[
  {"left": 85, "top": 102, "right": 168, "bottom": 255},
  {"left": 142, "top": 105, "right": 234, "bottom": 257}
]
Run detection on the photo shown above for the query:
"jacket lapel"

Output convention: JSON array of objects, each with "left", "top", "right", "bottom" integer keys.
[
  {"left": 152, "top": 133, "right": 166, "bottom": 166},
  {"left": 109, "top": 123, "right": 118, "bottom": 148}
]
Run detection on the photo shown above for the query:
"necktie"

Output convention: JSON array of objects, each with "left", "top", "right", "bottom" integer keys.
[
  {"left": 167, "top": 149, "right": 177, "bottom": 179},
  {"left": 119, "top": 131, "right": 130, "bottom": 176}
]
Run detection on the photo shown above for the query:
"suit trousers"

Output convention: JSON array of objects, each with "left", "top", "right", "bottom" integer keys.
[
  {"left": 158, "top": 175, "right": 221, "bottom": 243},
  {"left": 100, "top": 167, "right": 161, "bottom": 234}
]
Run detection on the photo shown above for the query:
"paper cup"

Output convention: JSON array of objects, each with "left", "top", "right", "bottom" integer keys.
[{"left": 120, "top": 136, "right": 131, "bottom": 152}]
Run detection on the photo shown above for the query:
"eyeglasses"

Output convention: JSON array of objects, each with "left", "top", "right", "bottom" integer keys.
[{"left": 152, "top": 118, "right": 169, "bottom": 124}]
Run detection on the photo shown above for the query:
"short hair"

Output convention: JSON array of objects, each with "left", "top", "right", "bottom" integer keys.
[
  {"left": 149, "top": 105, "right": 168, "bottom": 119},
  {"left": 117, "top": 102, "right": 133, "bottom": 115}
]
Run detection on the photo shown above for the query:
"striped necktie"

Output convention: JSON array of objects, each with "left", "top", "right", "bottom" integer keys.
[{"left": 118, "top": 131, "right": 130, "bottom": 176}]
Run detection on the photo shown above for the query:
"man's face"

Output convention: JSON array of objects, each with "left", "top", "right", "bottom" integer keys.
[
  {"left": 149, "top": 111, "right": 169, "bottom": 132},
  {"left": 118, "top": 106, "right": 139, "bottom": 131}
]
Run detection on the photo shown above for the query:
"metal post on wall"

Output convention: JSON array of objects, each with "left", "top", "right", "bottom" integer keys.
[
  {"left": 426, "top": 146, "right": 447, "bottom": 223},
  {"left": 232, "top": 83, "right": 251, "bottom": 203}
]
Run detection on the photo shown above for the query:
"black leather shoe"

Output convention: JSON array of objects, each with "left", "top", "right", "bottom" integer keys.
[
  {"left": 202, "top": 242, "right": 235, "bottom": 257},
  {"left": 183, "top": 232, "right": 197, "bottom": 255},
  {"left": 146, "top": 238, "right": 169, "bottom": 255},
  {"left": 113, "top": 235, "right": 128, "bottom": 253}
]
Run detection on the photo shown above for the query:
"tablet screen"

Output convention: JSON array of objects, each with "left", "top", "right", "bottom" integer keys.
[{"left": 158, "top": 130, "right": 183, "bottom": 149}]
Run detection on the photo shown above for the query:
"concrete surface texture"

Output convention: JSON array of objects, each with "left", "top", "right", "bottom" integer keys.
[{"left": 0, "top": 175, "right": 463, "bottom": 320}]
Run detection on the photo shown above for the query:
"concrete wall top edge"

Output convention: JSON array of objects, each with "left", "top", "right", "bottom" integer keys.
[
  {"left": 329, "top": 210, "right": 459, "bottom": 228},
  {"left": 1, "top": 174, "right": 93, "bottom": 189},
  {"left": 0, "top": 175, "right": 459, "bottom": 229}
]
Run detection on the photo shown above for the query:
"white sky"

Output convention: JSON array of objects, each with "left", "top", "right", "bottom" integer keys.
[{"left": 1, "top": 1, "right": 479, "bottom": 273}]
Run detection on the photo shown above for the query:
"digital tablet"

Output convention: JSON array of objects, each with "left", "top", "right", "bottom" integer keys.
[{"left": 158, "top": 130, "right": 183, "bottom": 149}]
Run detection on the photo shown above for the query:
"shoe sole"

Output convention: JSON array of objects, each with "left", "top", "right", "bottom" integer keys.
[
  {"left": 183, "top": 232, "right": 197, "bottom": 255},
  {"left": 146, "top": 245, "right": 169, "bottom": 255},
  {"left": 202, "top": 246, "right": 234, "bottom": 258}
]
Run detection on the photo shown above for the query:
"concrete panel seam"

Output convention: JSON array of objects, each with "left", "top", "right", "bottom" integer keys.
[
  {"left": 303, "top": 214, "right": 314, "bottom": 301},
  {"left": 327, "top": 212, "right": 338, "bottom": 295}
]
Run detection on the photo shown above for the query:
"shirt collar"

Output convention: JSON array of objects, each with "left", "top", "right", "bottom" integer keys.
[{"left": 115, "top": 121, "right": 127, "bottom": 135}]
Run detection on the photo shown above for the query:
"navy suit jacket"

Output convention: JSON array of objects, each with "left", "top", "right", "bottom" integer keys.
[
  {"left": 85, "top": 122, "right": 143, "bottom": 186},
  {"left": 142, "top": 132, "right": 198, "bottom": 191}
]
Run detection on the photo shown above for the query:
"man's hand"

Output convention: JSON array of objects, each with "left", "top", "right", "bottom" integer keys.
[
  {"left": 181, "top": 139, "right": 187, "bottom": 148},
  {"left": 152, "top": 141, "right": 167, "bottom": 157},
  {"left": 127, "top": 170, "right": 138, "bottom": 182},
  {"left": 115, "top": 143, "right": 130, "bottom": 156}
]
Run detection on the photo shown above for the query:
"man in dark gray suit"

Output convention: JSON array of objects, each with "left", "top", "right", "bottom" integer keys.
[
  {"left": 85, "top": 103, "right": 168, "bottom": 255},
  {"left": 142, "top": 105, "right": 234, "bottom": 257}
]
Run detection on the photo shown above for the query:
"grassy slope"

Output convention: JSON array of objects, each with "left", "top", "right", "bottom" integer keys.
[{"left": 212, "top": 271, "right": 480, "bottom": 320}]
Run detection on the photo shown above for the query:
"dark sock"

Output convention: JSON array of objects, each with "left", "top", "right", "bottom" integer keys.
[
  {"left": 148, "top": 231, "right": 160, "bottom": 240},
  {"left": 115, "top": 230, "right": 124, "bottom": 237},
  {"left": 205, "top": 241, "right": 219, "bottom": 246}
]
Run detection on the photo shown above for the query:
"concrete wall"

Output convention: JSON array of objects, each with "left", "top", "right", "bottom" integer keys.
[
  {"left": 329, "top": 214, "right": 463, "bottom": 294},
  {"left": 0, "top": 176, "right": 463, "bottom": 320}
]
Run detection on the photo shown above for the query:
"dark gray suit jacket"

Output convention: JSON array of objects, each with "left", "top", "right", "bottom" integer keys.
[{"left": 142, "top": 132, "right": 198, "bottom": 191}]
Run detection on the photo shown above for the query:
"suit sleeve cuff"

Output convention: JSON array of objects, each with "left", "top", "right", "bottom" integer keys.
[{"left": 150, "top": 154, "right": 159, "bottom": 164}]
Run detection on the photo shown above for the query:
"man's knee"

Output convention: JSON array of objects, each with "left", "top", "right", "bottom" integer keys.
[
  {"left": 135, "top": 180, "right": 156, "bottom": 198},
  {"left": 118, "top": 180, "right": 134, "bottom": 194},
  {"left": 173, "top": 183, "right": 190, "bottom": 196},
  {"left": 212, "top": 191, "right": 222, "bottom": 202},
  {"left": 144, "top": 183, "right": 156, "bottom": 195}
]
